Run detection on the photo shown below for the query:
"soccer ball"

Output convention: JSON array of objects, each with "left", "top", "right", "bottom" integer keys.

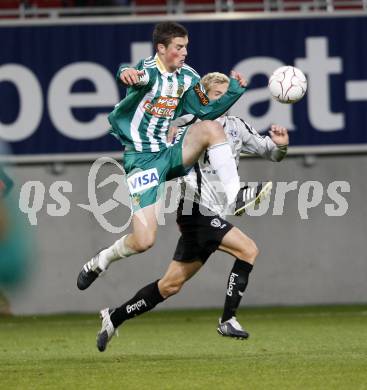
[{"left": 268, "top": 66, "right": 307, "bottom": 104}]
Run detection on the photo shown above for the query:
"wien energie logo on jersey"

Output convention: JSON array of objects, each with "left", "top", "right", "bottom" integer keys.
[{"left": 143, "top": 96, "right": 179, "bottom": 118}]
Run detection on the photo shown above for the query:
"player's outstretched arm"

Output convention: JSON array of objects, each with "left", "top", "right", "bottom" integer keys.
[
  {"left": 240, "top": 121, "right": 288, "bottom": 162},
  {"left": 183, "top": 72, "right": 247, "bottom": 120}
]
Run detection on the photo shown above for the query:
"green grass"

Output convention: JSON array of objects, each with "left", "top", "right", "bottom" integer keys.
[{"left": 1, "top": 306, "right": 367, "bottom": 390}]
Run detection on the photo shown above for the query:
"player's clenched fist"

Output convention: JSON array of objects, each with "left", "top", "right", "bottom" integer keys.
[
  {"left": 230, "top": 70, "right": 248, "bottom": 88},
  {"left": 120, "top": 68, "right": 146, "bottom": 86}
]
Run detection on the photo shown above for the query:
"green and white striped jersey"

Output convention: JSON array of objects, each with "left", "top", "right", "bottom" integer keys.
[{"left": 108, "top": 54, "right": 246, "bottom": 153}]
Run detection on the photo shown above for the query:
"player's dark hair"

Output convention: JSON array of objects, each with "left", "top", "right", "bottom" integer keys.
[{"left": 153, "top": 22, "right": 188, "bottom": 50}]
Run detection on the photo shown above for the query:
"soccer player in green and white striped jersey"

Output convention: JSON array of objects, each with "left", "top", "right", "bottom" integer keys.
[{"left": 77, "top": 22, "right": 247, "bottom": 293}]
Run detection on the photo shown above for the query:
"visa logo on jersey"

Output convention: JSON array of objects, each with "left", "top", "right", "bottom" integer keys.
[{"left": 127, "top": 168, "right": 159, "bottom": 194}]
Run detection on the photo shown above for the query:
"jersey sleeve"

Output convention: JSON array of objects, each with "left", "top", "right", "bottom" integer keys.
[
  {"left": 239, "top": 119, "right": 287, "bottom": 162},
  {"left": 182, "top": 78, "right": 246, "bottom": 120}
]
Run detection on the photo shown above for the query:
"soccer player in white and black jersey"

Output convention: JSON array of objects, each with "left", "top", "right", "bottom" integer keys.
[{"left": 95, "top": 72, "right": 289, "bottom": 351}]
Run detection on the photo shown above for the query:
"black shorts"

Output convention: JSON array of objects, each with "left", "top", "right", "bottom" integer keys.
[{"left": 173, "top": 207, "right": 233, "bottom": 264}]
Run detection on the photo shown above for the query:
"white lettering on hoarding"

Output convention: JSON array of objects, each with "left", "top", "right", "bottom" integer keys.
[
  {"left": 1, "top": 37, "right": 366, "bottom": 144},
  {"left": 48, "top": 62, "right": 119, "bottom": 140},
  {"left": 0, "top": 64, "right": 43, "bottom": 141}
]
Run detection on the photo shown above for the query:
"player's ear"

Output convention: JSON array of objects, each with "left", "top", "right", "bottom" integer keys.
[{"left": 157, "top": 43, "right": 166, "bottom": 54}]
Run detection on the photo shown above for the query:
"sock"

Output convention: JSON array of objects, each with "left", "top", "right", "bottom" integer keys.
[
  {"left": 221, "top": 259, "right": 253, "bottom": 323},
  {"left": 208, "top": 142, "right": 240, "bottom": 204},
  {"left": 98, "top": 235, "right": 137, "bottom": 271},
  {"left": 110, "top": 280, "right": 165, "bottom": 328}
]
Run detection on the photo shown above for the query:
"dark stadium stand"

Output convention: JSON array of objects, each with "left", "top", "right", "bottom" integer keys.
[
  {"left": 0, "top": 0, "right": 365, "bottom": 16},
  {"left": 231, "top": 0, "right": 265, "bottom": 12},
  {"left": 133, "top": 0, "right": 168, "bottom": 14},
  {"left": 184, "top": 0, "right": 219, "bottom": 13}
]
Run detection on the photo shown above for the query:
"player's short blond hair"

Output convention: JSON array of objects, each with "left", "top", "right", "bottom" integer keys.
[{"left": 201, "top": 72, "right": 230, "bottom": 93}]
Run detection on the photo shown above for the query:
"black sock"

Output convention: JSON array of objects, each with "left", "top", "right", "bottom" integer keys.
[
  {"left": 110, "top": 280, "right": 165, "bottom": 328},
  {"left": 221, "top": 259, "right": 253, "bottom": 323}
]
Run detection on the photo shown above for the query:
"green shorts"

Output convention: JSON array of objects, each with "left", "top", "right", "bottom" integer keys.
[{"left": 123, "top": 127, "right": 192, "bottom": 211}]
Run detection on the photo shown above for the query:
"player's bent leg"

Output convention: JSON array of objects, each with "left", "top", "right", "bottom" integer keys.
[
  {"left": 96, "top": 260, "right": 202, "bottom": 351},
  {"left": 181, "top": 121, "right": 240, "bottom": 204},
  {"left": 97, "top": 279, "right": 164, "bottom": 352},
  {"left": 218, "top": 227, "right": 259, "bottom": 264},
  {"left": 77, "top": 204, "right": 158, "bottom": 291},
  {"left": 181, "top": 120, "right": 225, "bottom": 166},
  {"left": 158, "top": 260, "right": 203, "bottom": 299},
  {"left": 217, "top": 227, "right": 258, "bottom": 338},
  {"left": 127, "top": 204, "right": 159, "bottom": 253}
]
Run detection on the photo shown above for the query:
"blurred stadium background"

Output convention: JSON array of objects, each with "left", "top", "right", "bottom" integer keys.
[{"left": 0, "top": 1, "right": 366, "bottom": 389}]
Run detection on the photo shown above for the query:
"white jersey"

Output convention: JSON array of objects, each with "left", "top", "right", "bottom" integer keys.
[{"left": 174, "top": 114, "right": 287, "bottom": 217}]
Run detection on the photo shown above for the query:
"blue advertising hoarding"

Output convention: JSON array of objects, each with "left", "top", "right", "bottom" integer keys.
[{"left": 0, "top": 14, "right": 366, "bottom": 158}]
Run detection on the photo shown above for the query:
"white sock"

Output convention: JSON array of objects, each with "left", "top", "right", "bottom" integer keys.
[
  {"left": 208, "top": 142, "right": 240, "bottom": 204},
  {"left": 98, "top": 235, "right": 137, "bottom": 271}
]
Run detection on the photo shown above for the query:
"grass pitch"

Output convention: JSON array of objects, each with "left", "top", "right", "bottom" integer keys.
[{"left": 1, "top": 306, "right": 367, "bottom": 390}]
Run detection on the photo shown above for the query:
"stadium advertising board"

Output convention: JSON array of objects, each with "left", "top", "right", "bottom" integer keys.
[{"left": 0, "top": 15, "right": 366, "bottom": 158}]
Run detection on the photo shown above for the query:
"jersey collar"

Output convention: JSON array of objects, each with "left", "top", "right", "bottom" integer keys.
[{"left": 155, "top": 54, "right": 182, "bottom": 76}]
